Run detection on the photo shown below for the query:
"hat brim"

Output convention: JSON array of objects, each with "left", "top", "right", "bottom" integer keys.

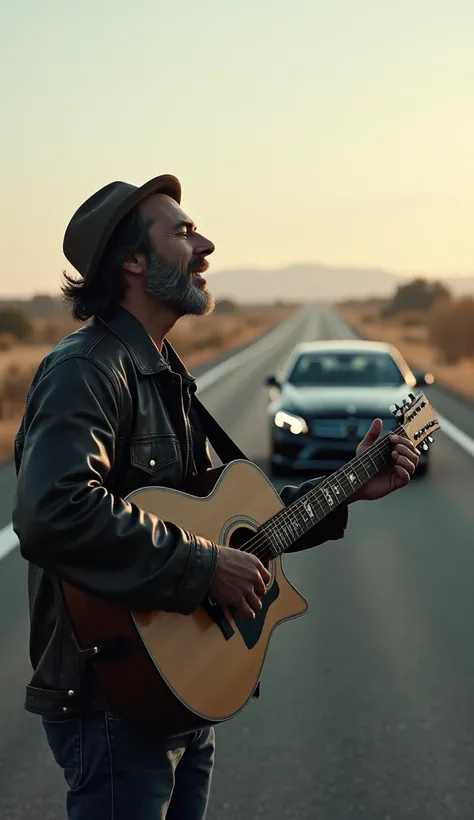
[{"left": 84, "top": 173, "right": 181, "bottom": 283}]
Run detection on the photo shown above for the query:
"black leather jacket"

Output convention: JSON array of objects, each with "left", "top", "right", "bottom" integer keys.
[{"left": 12, "top": 307, "right": 349, "bottom": 719}]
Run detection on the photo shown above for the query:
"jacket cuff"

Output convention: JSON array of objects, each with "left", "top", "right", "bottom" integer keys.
[
  {"left": 280, "top": 478, "right": 349, "bottom": 546},
  {"left": 280, "top": 478, "right": 324, "bottom": 506},
  {"left": 174, "top": 538, "right": 219, "bottom": 614},
  {"left": 328, "top": 501, "right": 349, "bottom": 539}
]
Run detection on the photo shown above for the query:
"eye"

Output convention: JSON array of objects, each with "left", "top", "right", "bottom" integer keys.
[{"left": 176, "top": 231, "right": 187, "bottom": 238}]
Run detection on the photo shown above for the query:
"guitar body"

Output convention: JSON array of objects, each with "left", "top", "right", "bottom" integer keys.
[{"left": 62, "top": 460, "right": 308, "bottom": 738}]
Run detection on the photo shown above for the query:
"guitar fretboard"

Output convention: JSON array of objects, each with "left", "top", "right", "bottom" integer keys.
[{"left": 250, "top": 426, "right": 404, "bottom": 558}]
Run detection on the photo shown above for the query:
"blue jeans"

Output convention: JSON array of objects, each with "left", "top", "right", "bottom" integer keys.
[{"left": 42, "top": 711, "right": 215, "bottom": 819}]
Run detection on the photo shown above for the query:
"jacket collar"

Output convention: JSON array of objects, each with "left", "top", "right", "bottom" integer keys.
[{"left": 96, "top": 307, "right": 195, "bottom": 384}]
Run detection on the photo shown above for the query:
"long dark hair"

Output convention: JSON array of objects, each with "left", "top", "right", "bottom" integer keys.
[{"left": 61, "top": 207, "right": 154, "bottom": 322}]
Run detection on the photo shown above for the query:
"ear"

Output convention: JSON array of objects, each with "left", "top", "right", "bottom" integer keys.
[{"left": 122, "top": 252, "right": 147, "bottom": 276}]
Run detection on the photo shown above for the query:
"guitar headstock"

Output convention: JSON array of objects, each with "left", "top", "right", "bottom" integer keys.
[{"left": 390, "top": 392, "right": 441, "bottom": 451}]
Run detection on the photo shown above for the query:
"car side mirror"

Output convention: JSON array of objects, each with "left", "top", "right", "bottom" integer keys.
[
  {"left": 414, "top": 371, "right": 435, "bottom": 387},
  {"left": 265, "top": 374, "right": 280, "bottom": 388}
]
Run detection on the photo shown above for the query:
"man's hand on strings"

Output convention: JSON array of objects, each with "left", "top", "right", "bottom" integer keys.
[
  {"left": 350, "top": 418, "right": 420, "bottom": 502},
  {"left": 209, "top": 547, "right": 271, "bottom": 620}
]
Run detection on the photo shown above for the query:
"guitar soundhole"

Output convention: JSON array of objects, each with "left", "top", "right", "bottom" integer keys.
[{"left": 228, "top": 526, "right": 270, "bottom": 572}]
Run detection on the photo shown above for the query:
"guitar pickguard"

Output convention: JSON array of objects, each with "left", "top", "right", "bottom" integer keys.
[{"left": 230, "top": 579, "right": 280, "bottom": 650}]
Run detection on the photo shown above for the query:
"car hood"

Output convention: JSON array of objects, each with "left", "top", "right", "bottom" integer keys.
[{"left": 278, "top": 384, "right": 414, "bottom": 417}]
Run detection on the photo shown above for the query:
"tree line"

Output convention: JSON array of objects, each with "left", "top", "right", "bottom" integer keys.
[{"left": 377, "top": 277, "right": 474, "bottom": 365}]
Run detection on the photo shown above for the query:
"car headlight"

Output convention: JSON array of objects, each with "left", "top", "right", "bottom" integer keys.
[{"left": 274, "top": 410, "right": 308, "bottom": 435}]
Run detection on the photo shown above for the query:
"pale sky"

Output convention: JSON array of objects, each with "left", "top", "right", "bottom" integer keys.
[{"left": 1, "top": 0, "right": 473, "bottom": 297}]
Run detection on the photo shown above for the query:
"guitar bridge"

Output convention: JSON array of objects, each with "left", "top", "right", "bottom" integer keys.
[{"left": 202, "top": 598, "right": 235, "bottom": 641}]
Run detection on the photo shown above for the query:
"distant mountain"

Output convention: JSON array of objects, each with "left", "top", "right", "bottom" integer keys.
[
  {"left": 206, "top": 263, "right": 474, "bottom": 302},
  {"left": 2, "top": 265, "right": 474, "bottom": 309}
]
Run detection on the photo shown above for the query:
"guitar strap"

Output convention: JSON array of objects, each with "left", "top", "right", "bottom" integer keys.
[
  {"left": 193, "top": 394, "right": 250, "bottom": 465},
  {"left": 193, "top": 394, "right": 262, "bottom": 701}
]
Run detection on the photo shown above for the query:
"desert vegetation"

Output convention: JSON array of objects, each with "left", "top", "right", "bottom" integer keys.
[
  {"left": 338, "top": 277, "right": 474, "bottom": 401},
  {"left": 0, "top": 295, "right": 297, "bottom": 464}
]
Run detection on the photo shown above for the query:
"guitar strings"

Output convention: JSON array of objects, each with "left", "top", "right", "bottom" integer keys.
[
  {"left": 249, "top": 429, "right": 402, "bottom": 559},
  {"left": 238, "top": 425, "right": 410, "bottom": 562},
  {"left": 243, "top": 431, "right": 399, "bottom": 561},
  {"left": 250, "top": 426, "right": 413, "bottom": 560}
]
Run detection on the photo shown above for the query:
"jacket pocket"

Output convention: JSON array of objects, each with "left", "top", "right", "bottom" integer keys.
[{"left": 130, "top": 433, "right": 180, "bottom": 477}]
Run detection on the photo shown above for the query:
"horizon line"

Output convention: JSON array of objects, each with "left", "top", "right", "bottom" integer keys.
[{"left": 1, "top": 262, "right": 474, "bottom": 302}]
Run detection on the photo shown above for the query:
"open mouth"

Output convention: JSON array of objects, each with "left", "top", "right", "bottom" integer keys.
[
  {"left": 189, "top": 258, "right": 210, "bottom": 276},
  {"left": 189, "top": 261, "right": 209, "bottom": 284},
  {"left": 191, "top": 272, "right": 208, "bottom": 288}
]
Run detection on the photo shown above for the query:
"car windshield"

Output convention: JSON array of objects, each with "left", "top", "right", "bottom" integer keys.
[{"left": 286, "top": 350, "right": 405, "bottom": 387}]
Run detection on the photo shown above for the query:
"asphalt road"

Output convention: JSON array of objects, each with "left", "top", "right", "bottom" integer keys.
[{"left": 1, "top": 304, "right": 474, "bottom": 819}]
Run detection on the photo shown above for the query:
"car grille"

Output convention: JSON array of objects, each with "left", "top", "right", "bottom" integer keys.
[{"left": 274, "top": 441, "right": 303, "bottom": 459}]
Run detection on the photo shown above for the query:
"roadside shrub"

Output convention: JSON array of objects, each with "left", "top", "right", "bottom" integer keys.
[
  {"left": 0, "top": 332, "right": 15, "bottom": 351},
  {"left": 0, "top": 308, "right": 33, "bottom": 341},
  {"left": 382, "top": 278, "right": 451, "bottom": 318},
  {"left": 361, "top": 311, "right": 380, "bottom": 323},
  {"left": 0, "top": 363, "right": 36, "bottom": 419},
  {"left": 399, "top": 310, "right": 424, "bottom": 327},
  {"left": 214, "top": 298, "right": 238, "bottom": 314},
  {"left": 427, "top": 297, "right": 474, "bottom": 363},
  {"left": 36, "top": 320, "right": 72, "bottom": 345}
]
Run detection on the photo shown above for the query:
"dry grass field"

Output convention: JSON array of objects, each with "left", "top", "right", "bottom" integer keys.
[
  {"left": 0, "top": 303, "right": 295, "bottom": 464},
  {"left": 339, "top": 303, "right": 474, "bottom": 403}
]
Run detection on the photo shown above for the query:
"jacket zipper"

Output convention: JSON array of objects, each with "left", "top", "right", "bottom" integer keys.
[{"left": 183, "top": 384, "right": 196, "bottom": 480}]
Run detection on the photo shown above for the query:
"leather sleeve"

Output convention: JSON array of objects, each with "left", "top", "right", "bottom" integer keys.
[
  {"left": 279, "top": 479, "right": 349, "bottom": 553},
  {"left": 12, "top": 357, "right": 218, "bottom": 614}
]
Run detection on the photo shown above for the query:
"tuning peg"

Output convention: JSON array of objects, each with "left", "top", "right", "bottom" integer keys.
[
  {"left": 420, "top": 442, "right": 429, "bottom": 451},
  {"left": 408, "top": 393, "right": 416, "bottom": 402},
  {"left": 390, "top": 403, "right": 403, "bottom": 417},
  {"left": 427, "top": 436, "right": 434, "bottom": 444}
]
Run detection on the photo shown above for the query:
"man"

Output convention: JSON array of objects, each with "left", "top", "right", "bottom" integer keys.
[{"left": 12, "top": 174, "right": 419, "bottom": 820}]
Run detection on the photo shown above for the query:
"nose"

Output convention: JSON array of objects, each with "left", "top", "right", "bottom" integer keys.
[{"left": 193, "top": 232, "right": 215, "bottom": 257}]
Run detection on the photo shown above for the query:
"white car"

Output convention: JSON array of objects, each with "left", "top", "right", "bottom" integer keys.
[{"left": 265, "top": 339, "right": 434, "bottom": 478}]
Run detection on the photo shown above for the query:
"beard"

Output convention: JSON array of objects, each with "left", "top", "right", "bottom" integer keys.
[{"left": 144, "top": 252, "right": 215, "bottom": 317}]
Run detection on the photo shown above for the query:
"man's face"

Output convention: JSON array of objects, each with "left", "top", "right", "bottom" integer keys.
[{"left": 138, "top": 193, "right": 216, "bottom": 316}]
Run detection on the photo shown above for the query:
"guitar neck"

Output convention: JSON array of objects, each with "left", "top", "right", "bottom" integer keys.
[{"left": 261, "top": 424, "right": 404, "bottom": 558}]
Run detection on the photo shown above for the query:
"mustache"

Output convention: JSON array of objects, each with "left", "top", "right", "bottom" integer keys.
[{"left": 188, "top": 256, "right": 210, "bottom": 274}]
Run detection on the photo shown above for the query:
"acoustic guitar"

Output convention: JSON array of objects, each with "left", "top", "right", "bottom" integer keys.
[{"left": 62, "top": 391, "right": 440, "bottom": 738}]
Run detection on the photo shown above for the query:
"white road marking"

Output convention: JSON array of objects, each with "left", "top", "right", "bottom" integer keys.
[
  {"left": 436, "top": 413, "right": 474, "bottom": 458},
  {"left": 0, "top": 523, "right": 18, "bottom": 562}
]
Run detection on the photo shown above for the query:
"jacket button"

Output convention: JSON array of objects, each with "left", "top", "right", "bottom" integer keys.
[
  {"left": 62, "top": 706, "right": 68, "bottom": 713},
  {"left": 68, "top": 689, "right": 75, "bottom": 698},
  {"left": 149, "top": 459, "right": 156, "bottom": 467}
]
